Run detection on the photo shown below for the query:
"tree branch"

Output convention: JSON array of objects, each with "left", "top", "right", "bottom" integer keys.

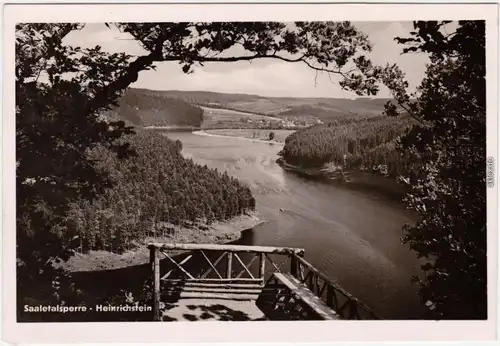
[
  {"left": 85, "top": 35, "right": 165, "bottom": 115},
  {"left": 86, "top": 51, "right": 349, "bottom": 115}
]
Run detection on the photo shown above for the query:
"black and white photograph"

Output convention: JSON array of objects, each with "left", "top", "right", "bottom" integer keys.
[{"left": 2, "top": 2, "right": 499, "bottom": 343}]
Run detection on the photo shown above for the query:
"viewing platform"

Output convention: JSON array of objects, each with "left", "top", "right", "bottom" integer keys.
[{"left": 148, "top": 243, "right": 380, "bottom": 321}]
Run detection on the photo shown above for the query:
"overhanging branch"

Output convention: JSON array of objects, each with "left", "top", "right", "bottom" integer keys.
[{"left": 86, "top": 50, "right": 350, "bottom": 114}]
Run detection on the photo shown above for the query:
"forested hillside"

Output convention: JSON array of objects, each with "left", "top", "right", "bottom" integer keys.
[
  {"left": 65, "top": 130, "right": 255, "bottom": 253},
  {"left": 280, "top": 115, "right": 416, "bottom": 177},
  {"left": 111, "top": 88, "right": 204, "bottom": 127}
]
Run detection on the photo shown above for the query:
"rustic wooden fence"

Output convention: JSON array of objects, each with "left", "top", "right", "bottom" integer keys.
[
  {"left": 147, "top": 242, "right": 380, "bottom": 321},
  {"left": 289, "top": 253, "right": 379, "bottom": 320}
]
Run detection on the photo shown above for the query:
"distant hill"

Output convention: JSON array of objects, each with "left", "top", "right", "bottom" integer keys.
[
  {"left": 145, "top": 89, "right": 392, "bottom": 122},
  {"left": 106, "top": 88, "right": 204, "bottom": 127},
  {"left": 106, "top": 88, "right": 393, "bottom": 128}
]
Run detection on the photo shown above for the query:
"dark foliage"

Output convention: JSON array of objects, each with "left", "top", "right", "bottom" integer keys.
[
  {"left": 384, "top": 21, "right": 487, "bottom": 319},
  {"left": 16, "top": 23, "right": 137, "bottom": 314}
]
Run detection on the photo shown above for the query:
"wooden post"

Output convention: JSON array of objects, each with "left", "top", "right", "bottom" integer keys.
[
  {"left": 326, "top": 284, "right": 334, "bottom": 308},
  {"left": 150, "top": 246, "right": 161, "bottom": 321},
  {"left": 290, "top": 255, "right": 298, "bottom": 278},
  {"left": 227, "top": 252, "right": 233, "bottom": 279},
  {"left": 348, "top": 301, "right": 357, "bottom": 319},
  {"left": 258, "top": 253, "right": 265, "bottom": 282},
  {"left": 308, "top": 272, "right": 314, "bottom": 292}
]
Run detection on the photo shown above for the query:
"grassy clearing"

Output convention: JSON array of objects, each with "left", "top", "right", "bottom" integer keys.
[
  {"left": 201, "top": 106, "right": 280, "bottom": 121},
  {"left": 201, "top": 106, "right": 285, "bottom": 129}
]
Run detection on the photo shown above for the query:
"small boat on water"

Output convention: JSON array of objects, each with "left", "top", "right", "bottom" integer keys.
[{"left": 279, "top": 208, "right": 284, "bottom": 212}]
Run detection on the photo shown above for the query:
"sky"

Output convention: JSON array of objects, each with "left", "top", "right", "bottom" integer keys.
[{"left": 65, "top": 22, "right": 430, "bottom": 99}]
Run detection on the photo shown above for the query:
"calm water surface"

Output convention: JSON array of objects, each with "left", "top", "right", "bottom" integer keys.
[{"left": 165, "top": 131, "right": 425, "bottom": 319}]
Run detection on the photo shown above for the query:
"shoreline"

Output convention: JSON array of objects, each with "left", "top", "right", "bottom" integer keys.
[
  {"left": 193, "top": 129, "right": 285, "bottom": 145},
  {"left": 276, "top": 157, "right": 408, "bottom": 199},
  {"left": 61, "top": 211, "right": 265, "bottom": 273},
  {"left": 276, "top": 157, "right": 342, "bottom": 178},
  {"left": 143, "top": 125, "right": 201, "bottom": 131}
]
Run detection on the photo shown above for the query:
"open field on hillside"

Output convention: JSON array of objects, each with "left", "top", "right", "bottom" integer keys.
[
  {"left": 202, "top": 106, "right": 281, "bottom": 122},
  {"left": 201, "top": 106, "right": 286, "bottom": 129}
]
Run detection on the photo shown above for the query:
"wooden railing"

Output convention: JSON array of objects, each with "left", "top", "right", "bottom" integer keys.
[
  {"left": 148, "top": 242, "right": 304, "bottom": 321},
  {"left": 289, "top": 253, "right": 380, "bottom": 320},
  {"left": 147, "top": 243, "right": 380, "bottom": 321}
]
